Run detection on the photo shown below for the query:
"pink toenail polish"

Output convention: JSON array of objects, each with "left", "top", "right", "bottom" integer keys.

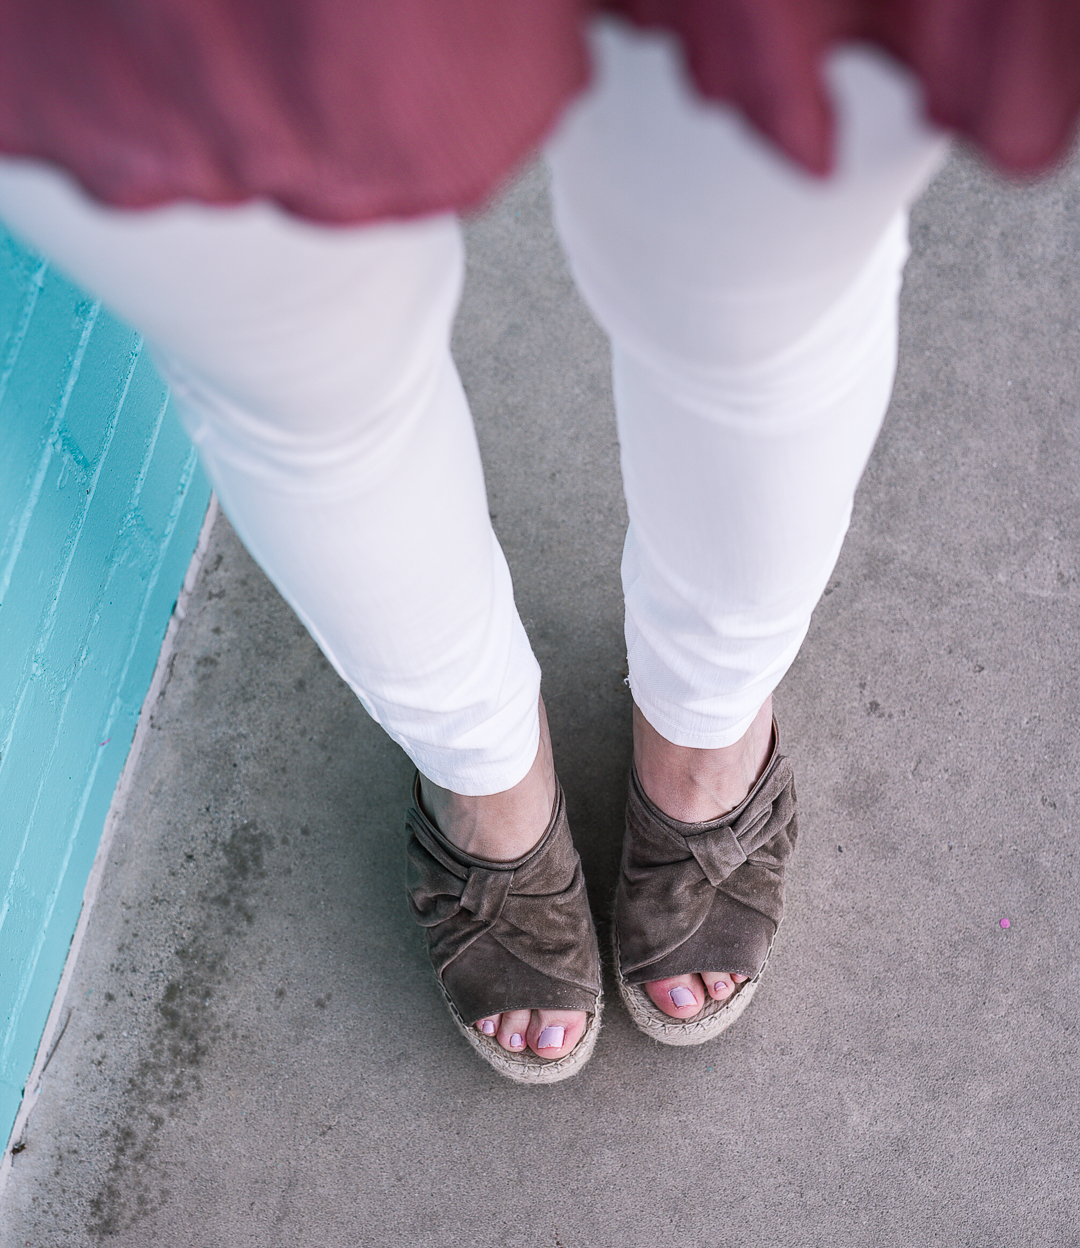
[
  {"left": 712, "top": 980, "right": 730, "bottom": 997},
  {"left": 480, "top": 1019, "right": 496, "bottom": 1035},
  {"left": 509, "top": 1033, "right": 525, "bottom": 1048},
  {"left": 669, "top": 986, "right": 696, "bottom": 1008},
  {"left": 537, "top": 1025, "right": 565, "bottom": 1050}
]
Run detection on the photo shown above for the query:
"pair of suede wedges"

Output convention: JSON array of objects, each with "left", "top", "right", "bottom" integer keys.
[{"left": 405, "top": 722, "right": 797, "bottom": 1084}]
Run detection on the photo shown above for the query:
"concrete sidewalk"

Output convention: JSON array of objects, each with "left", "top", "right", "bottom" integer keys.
[{"left": 2, "top": 148, "right": 1079, "bottom": 1248}]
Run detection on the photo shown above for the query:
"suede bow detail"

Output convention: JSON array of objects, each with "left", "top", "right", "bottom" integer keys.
[
  {"left": 458, "top": 865, "right": 514, "bottom": 925},
  {"left": 683, "top": 768, "right": 789, "bottom": 887},
  {"left": 616, "top": 727, "right": 799, "bottom": 982}
]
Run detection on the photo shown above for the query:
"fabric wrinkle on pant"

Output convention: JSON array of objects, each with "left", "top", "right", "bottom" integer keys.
[{"left": 161, "top": 345, "right": 543, "bottom": 795}]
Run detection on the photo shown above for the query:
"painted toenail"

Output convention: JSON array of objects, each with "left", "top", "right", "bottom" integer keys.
[
  {"left": 479, "top": 1019, "right": 496, "bottom": 1035},
  {"left": 712, "top": 980, "right": 730, "bottom": 997},
  {"left": 537, "top": 1025, "right": 565, "bottom": 1050},
  {"left": 509, "top": 1033, "right": 525, "bottom": 1048},
  {"left": 669, "top": 986, "right": 696, "bottom": 1008}
]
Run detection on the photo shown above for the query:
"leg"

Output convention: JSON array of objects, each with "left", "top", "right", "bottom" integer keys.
[
  {"left": 0, "top": 159, "right": 594, "bottom": 1065},
  {"left": 549, "top": 21, "right": 948, "bottom": 1022}
]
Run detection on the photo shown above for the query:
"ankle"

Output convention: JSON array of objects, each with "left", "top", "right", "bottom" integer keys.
[
  {"left": 633, "top": 699, "right": 773, "bottom": 824},
  {"left": 418, "top": 695, "right": 557, "bottom": 862},
  {"left": 418, "top": 775, "right": 556, "bottom": 862}
]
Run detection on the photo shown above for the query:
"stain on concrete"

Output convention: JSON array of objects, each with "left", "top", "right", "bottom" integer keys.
[{"left": 86, "top": 820, "right": 274, "bottom": 1240}]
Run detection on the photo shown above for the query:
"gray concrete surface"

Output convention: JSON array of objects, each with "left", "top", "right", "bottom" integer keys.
[{"left": 3, "top": 148, "right": 1080, "bottom": 1247}]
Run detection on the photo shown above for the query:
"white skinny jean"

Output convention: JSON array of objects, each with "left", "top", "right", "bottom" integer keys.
[{"left": 0, "top": 23, "right": 946, "bottom": 794}]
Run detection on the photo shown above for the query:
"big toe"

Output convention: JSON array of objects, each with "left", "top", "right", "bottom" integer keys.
[
  {"left": 645, "top": 974, "right": 705, "bottom": 1019},
  {"left": 528, "top": 1010, "right": 587, "bottom": 1060}
]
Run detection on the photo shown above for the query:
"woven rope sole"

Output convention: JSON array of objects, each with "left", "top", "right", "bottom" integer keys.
[
  {"left": 613, "top": 922, "right": 770, "bottom": 1046},
  {"left": 439, "top": 977, "right": 603, "bottom": 1084}
]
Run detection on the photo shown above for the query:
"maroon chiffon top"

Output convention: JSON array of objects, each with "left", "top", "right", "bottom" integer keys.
[{"left": 0, "top": 0, "right": 1077, "bottom": 224}]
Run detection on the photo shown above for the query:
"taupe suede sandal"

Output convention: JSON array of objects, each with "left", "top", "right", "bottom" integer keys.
[
  {"left": 614, "top": 722, "right": 797, "bottom": 1046},
  {"left": 406, "top": 775, "right": 602, "bottom": 1084}
]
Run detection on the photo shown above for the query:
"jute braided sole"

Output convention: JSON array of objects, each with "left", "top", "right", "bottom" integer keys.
[
  {"left": 613, "top": 920, "right": 774, "bottom": 1046},
  {"left": 438, "top": 977, "right": 603, "bottom": 1084}
]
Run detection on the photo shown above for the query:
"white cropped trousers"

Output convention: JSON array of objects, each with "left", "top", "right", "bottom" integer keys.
[{"left": 0, "top": 23, "right": 946, "bottom": 794}]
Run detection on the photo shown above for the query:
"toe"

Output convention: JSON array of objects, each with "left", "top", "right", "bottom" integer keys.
[
  {"left": 474, "top": 1014, "right": 500, "bottom": 1037},
  {"left": 528, "top": 1010, "right": 587, "bottom": 1060},
  {"left": 496, "top": 1010, "right": 532, "bottom": 1053},
  {"left": 644, "top": 974, "right": 705, "bottom": 1019},
  {"left": 701, "top": 973, "right": 739, "bottom": 1000}
]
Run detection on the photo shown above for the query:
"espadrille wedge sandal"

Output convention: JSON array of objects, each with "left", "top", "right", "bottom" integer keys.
[
  {"left": 614, "top": 722, "right": 797, "bottom": 1046},
  {"left": 406, "top": 775, "right": 602, "bottom": 1084}
]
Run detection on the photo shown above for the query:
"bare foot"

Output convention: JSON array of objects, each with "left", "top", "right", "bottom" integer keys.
[
  {"left": 633, "top": 697, "right": 773, "bottom": 1020},
  {"left": 418, "top": 696, "right": 588, "bottom": 1060}
]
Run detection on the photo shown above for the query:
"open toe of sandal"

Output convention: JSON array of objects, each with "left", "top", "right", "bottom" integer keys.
[
  {"left": 613, "top": 721, "right": 797, "bottom": 1046},
  {"left": 405, "top": 776, "right": 602, "bottom": 1084}
]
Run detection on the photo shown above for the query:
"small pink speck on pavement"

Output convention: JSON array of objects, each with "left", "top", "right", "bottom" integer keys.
[{"left": 1000, "top": 918, "right": 1010, "bottom": 929}]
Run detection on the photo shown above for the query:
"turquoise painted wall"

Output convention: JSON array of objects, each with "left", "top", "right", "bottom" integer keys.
[{"left": 0, "top": 222, "right": 211, "bottom": 1144}]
